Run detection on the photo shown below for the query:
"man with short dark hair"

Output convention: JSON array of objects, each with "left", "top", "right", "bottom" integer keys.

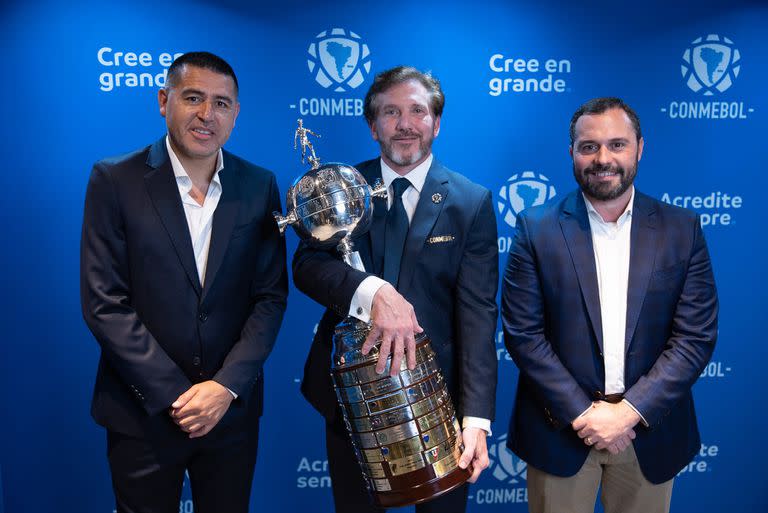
[
  {"left": 502, "top": 97, "right": 718, "bottom": 513},
  {"left": 81, "top": 51, "right": 287, "bottom": 512},
  {"left": 293, "top": 66, "right": 499, "bottom": 513}
]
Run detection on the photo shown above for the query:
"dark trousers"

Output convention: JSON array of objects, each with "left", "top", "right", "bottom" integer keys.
[
  {"left": 325, "top": 419, "right": 469, "bottom": 513},
  {"left": 107, "top": 422, "right": 259, "bottom": 513}
]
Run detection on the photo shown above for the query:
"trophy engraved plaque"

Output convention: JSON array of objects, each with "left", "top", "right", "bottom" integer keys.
[{"left": 275, "top": 120, "right": 471, "bottom": 507}]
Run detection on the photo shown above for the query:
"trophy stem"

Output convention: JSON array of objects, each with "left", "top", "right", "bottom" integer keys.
[
  {"left": 343, "top": 251, "right": 365, "bottom": 272},
  {"left": 338, "top": 236, "right": 366, "bottom": 272}
]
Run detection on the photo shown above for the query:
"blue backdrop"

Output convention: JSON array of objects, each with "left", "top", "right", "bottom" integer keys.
[{"left": 1, "top": 0, "right": 766, "bottom": 511}]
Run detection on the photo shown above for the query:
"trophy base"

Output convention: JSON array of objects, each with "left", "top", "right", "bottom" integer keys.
[
  {"left": 332, "top": 319, "right": 471, "bottom": 509},
  {"left": 372, "top": 465, "right": 472, "bottom": 508}
]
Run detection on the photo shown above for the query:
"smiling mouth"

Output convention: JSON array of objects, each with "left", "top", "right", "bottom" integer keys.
[
  {"left": 192, "top": 128, "right": 214, "bottom": 137},
  {"left": 587, "top": 166, "right": 622, "bottom": 178}
]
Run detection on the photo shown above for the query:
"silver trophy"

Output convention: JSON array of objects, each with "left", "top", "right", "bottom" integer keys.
[
  {"left": 274, "top": 119, "right": 387, "bottom": 270},
  {"left": 275, "top": 120, "right": 470, "bottom": 508}
]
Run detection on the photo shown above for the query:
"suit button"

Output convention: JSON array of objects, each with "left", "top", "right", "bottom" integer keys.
[
  {"left": 193, "top": 356, "right": 201, "bottom": 366},
  {"left": 198, "top": 312, "right": 208, "bottom": 322}
]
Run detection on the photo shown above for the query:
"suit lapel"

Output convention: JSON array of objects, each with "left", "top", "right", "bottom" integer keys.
[
  {"left": 559, "top": 192, "right": 603, "bottom": 350},
  {"left": 144, "top": 138, "right": 202, "bottom": 296},
  {"left": 201, "top": 154, "right": 240, "bottom": 302},
  {"left": 625, "top": 192, "right": 658, "bottom": 354},
  {"left": 398, "top": 161, "right": 448, "bottom": 292}
]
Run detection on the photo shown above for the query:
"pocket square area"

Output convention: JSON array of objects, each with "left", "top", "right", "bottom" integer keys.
[{"left": 427, "top": 235, "right": 455, "bottom": 244}]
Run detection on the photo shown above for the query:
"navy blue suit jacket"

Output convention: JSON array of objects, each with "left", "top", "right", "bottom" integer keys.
[
  {"left": 81, "top": 138, "right": 288, "bottom": 440},
  {"left": 502, "top": 189, "right": 718, "bottom": 484},
  {"left": 293, "top": 158, "right": 499, "bottom": 424}
]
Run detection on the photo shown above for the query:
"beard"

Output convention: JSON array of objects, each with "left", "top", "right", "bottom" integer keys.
[
  {"left": 573, "top": 158, "right": 638, "bottom": 201},
  {"left": 379, "top": 130, "right": 433, "bottom": 168}
]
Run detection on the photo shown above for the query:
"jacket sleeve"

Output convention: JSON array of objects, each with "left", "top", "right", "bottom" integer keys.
[
  {"left": 213, "top": 174, "right": 289, "bottom": 395},
  {"left": 80, "top": 162, "right": 191, "bottom": 415},
  {"left": 292, "top": 237, "right": 373, "bottom": 317},
  {"left": 502, "top": 212, "right": 593, "bottom": 428},
  {"left": 455, "top": 190, "right": 499, "bottom": 420},
  {"left": 623, "top": 218, "right": 718, "bottom": 427}
]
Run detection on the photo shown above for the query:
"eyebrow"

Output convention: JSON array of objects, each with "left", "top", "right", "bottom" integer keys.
[
  {"left": 380, "top": 102, "right": 428, "bottom": 110},
  {"left": 180, "top": 88, "right": 234, "bottom": 104},
  {"left": 578, "top": 137, "right": 630, "bottom": 144}
]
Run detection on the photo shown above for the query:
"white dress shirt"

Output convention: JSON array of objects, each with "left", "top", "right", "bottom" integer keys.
[
  {"left": 166, "top": 136, "right": 223, "bottom": 288},
  {"left": 584, "top": 189, "right": 633, "bottom": 395},
  {"left": 348, "top": 155, "right": 491, "bottom": 434},
  {"left": 348, "top": 154, "right": 433, "bottom": 320},
  {"left": 584, "top": 188, "right": 646, "bottom": 424}
]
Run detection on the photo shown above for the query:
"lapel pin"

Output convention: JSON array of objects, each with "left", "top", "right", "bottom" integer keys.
[{"left": 431, "top": 193, "right": 442, "bottom": 204}]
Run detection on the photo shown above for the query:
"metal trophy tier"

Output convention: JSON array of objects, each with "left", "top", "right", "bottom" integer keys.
[{"left": 274, "top": 120, "right": 471, "bottom": 508}]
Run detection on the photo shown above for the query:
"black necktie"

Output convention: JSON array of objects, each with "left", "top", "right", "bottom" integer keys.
[{"left": 382, "top": 177, "right": 411, "bottom": 287}]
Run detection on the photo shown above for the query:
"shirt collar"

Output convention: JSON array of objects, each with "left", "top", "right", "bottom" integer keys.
[
  {"left": 165, "top": 135, "right": 224, "bottom": 190},
  {"left": 379, "top": 153, "right": 433, "bottom": 193},
  {"left": 583, "top": 186, "right": 635, "bottom": 226}
]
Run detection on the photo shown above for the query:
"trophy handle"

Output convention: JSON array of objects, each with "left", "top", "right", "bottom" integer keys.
[
  {"left": 273, "top": 210, "right": 297, "bottom": 234},
  {"left": 370, "top": 179, "right": 388, "bottom": 200}
]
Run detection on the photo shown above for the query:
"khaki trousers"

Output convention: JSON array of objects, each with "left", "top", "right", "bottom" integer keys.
[{"left": 527, "top": 444, "right": 673, "bottom": 513}]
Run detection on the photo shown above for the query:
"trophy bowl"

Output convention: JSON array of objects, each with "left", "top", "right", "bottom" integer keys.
[{"left": 276, "top": 163, "right": 377, "bottom": 248}]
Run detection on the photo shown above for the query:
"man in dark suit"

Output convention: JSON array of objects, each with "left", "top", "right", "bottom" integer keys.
[
  {"left": 293, "top": 66, "right": 499, "bottom": 513},
  {"left": 502, "top": 97, "right": 718, "bottom": 513},
  {"left": 80, "top": 52, "right": 287, "bottom": 513}
]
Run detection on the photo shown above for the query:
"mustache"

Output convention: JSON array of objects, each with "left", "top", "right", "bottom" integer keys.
[
  {"left": 584, "top": 163, "right": 623, "bottom": 175},
  {"left": 393, "top": 130, "right": 421, "bottom": 138}
]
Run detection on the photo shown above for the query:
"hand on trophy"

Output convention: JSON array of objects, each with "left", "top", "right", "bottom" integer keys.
[
  {"left": 362, "top": 283, "right": 424, "bottom": 375},
  {"left": 459, "top": 426, "right": 490, "bottom": 483}
]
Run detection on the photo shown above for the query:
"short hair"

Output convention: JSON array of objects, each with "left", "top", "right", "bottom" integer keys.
[
  {"left": 166, "top": 51, "right": 239, "bottom": 96},
  {"left": 363, "top": 66, "right": 445, "bottom": 125},
  {"left": 569, "top": 97, "right": 641, "bottom": 145}
]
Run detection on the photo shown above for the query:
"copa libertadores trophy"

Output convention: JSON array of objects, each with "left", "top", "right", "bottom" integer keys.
[{"left": 274, "top": 120, "right": 471, "bottom": 507}]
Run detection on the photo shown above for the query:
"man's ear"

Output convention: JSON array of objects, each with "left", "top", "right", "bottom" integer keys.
[
  {"left": 370, "top": 121, "right": 379, "bottom": 141},
  {"left": 158, "top": 88, "right": 169, "bottom": 117}
]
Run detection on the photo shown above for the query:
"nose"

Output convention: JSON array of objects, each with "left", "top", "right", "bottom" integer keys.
[
  {"left": 198, "top": 100, "right": 214, "bottom": 121},
  {"left": 594, "top": 145, "right": 611, "bottom": 165},
  {"left": 396, "top": 113, "right": 413, "bottom": 131}
]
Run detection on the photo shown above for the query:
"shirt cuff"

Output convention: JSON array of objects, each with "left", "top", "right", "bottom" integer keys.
[
  {"left": 622, "top": 399, "right": 649, "bottom": 427},
  {"left": 227, "top": 387, "right": 238, "bottom": 399},
  {"left": 349, "top": 276, "right": 387, "bottom": 322},
  {"left": 462, "top": 416, "right": 491, "bottom": 436}
]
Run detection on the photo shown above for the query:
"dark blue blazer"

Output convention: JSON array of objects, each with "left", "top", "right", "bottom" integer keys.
[
  {"left": 502, "top": 189, "right": 718, "bottom": 484},
  {"left": 293, "top": 158, "right": 499, "bottom": 423},
  {"left": 81, "top": 138, "right": 288, "bottom": 439}
]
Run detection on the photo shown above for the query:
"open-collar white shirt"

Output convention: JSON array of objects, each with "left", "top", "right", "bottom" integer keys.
[
  {"left": 166, "top": 136, "right": 223, "bottom": 288},
  {"left": 582, "top": 187, "right": 647, "bottom": 424}
]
